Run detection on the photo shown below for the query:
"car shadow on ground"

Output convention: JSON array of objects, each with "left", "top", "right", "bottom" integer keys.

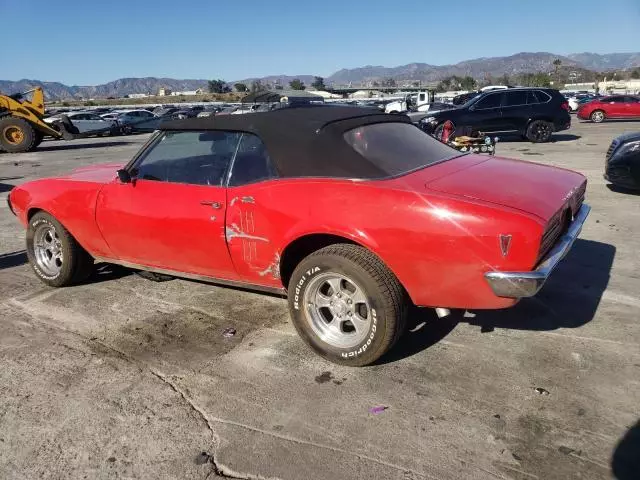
[
  {"left": 607, "top": 184, "right": 640, "bottom": 196},
  {"left": 493, "top": 133, "right": 581, "bottom": 144},
  {"left": 35, "top": 141, "right": 136, "bottom": 152},
  {"left": 381, "top": 239, "right": 615, "bottom": 364},
  {"left": 0, "top": 251, "right": 28, "bottom": 270},
  {"left": 611, "top": 420, "right": 640, "bottom": 480},
  {"left": 84, "top": 263, "right": 133, "bottom": 284},
  {"left": 0, "top": 176, "right": 22, "bottom": 193}
]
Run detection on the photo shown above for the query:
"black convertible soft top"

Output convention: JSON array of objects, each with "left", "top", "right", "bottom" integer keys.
[{"left": 160, "top": 106, "right": 412, "bottom": 179}]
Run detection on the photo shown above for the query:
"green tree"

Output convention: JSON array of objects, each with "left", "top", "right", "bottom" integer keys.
[
  {"left": 250, "top": 80, "right": 265, "bottom": 92},
  {"left": 208, "top": 79, "right": 229, "bottom": 94},
  {"left": 553, "top": 58, "right": 562, "bottom": 76},
  {"left": 382, "top": 78, "right": 396, "bottom": 87},
  {"left": 500, "top": 74, "right": 510, "bottom": 86},
  {"left": 234, "top": 83, "right": 248, "bottom": 92},
  {"left": 289, "top": 79, "right": 306, "bottom": 90},
  {"left": 311, "top": 76, "right": 326, "bottom": 90},
  {"left": 631, "top": 69, "right": 640, "bottom": 79},
  {"left": 459, "top": 76, "right": 476, "bottom": 91}
]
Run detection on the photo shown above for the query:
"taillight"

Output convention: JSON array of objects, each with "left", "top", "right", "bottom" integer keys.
[{"left": 561, "top": 102, "right": 570, "bottom": 111}]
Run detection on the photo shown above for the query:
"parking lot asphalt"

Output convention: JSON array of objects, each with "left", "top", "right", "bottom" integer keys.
[{"left": 1, "top": 121, "right": 639, "bottom": 480}]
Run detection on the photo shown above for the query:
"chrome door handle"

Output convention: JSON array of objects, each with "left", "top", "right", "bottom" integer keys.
[
  {"left": 200, "top": 200, "right": 222, "bottom": 209},
  {"left": 241, "top": 196, "right": 255, "bottom": 204}
]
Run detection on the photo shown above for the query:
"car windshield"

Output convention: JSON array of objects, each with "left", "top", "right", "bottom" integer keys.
[
  {"left": 460, "top": 94, "right": 483, "bottom": 108},
  {"left": 343, "top": 122, "right": 462, "bottom": 177}
]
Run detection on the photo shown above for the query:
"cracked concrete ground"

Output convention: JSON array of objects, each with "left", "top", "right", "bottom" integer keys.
[{"left": 1, "top": 122, "right": 639, "bottom": 480}]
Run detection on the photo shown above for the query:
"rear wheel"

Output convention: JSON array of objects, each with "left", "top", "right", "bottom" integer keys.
[
  {"left": 26, "top": 212, "right": 94, "bottom": 287},
  {"left": 590, "top": 110, "right": 605, "bottom": 123},
  {"left": 0, "top": 117, "right": 37, "bottom": 153},
  {"left": 288, "top": 244, "right": 408, "bottom": 366},
  {"left": 526, "top": 120, "right": 553, "bottom": 143}
]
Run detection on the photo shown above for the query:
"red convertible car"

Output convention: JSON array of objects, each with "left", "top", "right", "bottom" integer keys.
[{"left": 7, "top": 107, "right": 590, "bottom": 366}]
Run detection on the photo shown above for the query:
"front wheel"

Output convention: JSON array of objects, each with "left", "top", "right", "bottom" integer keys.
[
  {"left": 526, "top": 120, "right": 553, "bottom": 143},
  {"left": 590, "top": 110, "right": 605, "bottom": 123},
  {"left": 26, "top": 212, "right": 94, "bottom": 287},
  {"left": 288, "top": 244, "right": 408, "bottom": 366},
  {"left": 0, "top": 117, "right": 38, "bottom": 153}
]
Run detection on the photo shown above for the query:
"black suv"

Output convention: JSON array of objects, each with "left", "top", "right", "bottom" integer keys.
[{"left": 420, "top": 88, "right": 571, "bottom": 143}]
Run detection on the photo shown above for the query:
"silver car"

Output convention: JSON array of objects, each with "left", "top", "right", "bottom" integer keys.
[{"left": 45, "top": 112, "right": 117, "bottom": 136}]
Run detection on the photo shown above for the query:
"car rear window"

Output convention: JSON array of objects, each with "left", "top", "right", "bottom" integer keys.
[{"left": 343, "top": 123, "right": 461, "bottom": 177}]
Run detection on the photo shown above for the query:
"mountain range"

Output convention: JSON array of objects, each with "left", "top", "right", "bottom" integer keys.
[{"left": 2, "top": 52, "right": 639, "bottom": 101}]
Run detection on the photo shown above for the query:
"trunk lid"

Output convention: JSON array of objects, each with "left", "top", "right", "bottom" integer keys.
[{"left": 423, "top": 155, "right": 586, "bottom": 222}]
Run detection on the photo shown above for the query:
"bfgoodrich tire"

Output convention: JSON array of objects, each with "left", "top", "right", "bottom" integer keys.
[
  {"left": 526, "top": 120, "right": 553, "bottom": 143},
  {"left": 288, "top": 244, "right": 408, "bottom": 366},
  {"left": 26, "top": 212, "right": 94, "bottom": 287}
]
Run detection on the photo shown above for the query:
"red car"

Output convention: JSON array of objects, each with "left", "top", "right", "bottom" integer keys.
[
  {"left": 7, "top": 107, "right": 590, "bottom": 366},
  {"left": 577, "top": 95, "right": 640, "bottom": 123}
]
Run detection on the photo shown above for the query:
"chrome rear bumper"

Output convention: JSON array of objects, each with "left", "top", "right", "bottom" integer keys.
[{"left": 485, "top": 204, "right": 591, "bottom": 298}]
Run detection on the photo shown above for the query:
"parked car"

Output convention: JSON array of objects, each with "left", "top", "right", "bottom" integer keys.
[
  {"left": 407, "top": 102, "right": 456, "bottom": 123},
  {"left": 452, "top": 91, "right": 481, "bottom": 106},
  {"left": 577, "top": 95, "right": 640, "bottom": 123},
  {"left": 196, "top": 106, "right": 223, "bottom": 118},
  {"left": 604, "top": 132, "right": 640, "bottom": 190},
  {"left": 7, "top": 106, "right": 590, "bottom": 366},
  {"left": 44, "top": 111, "right": 118, "bottom": 136},
  {"left": 420, "top": 88, "right": 571, "bottom": 143},
  {"left": 153, "top": 107, "right": 180, "bottom": 118},
  {"left": 115, "top": 109, "right": 157, "bottom": 125}
]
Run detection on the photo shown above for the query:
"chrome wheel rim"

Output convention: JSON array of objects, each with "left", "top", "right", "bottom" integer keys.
[
  {"left": 303, "top": 273, "right": 372, "bottom": 349},
  {"left": 33, "top": 224, "right": 63, "bottom": 277},
  {"left": 592, "top": 111, "right": 604, "bottom": 122}
]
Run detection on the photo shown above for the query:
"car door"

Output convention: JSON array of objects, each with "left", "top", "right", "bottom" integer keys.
[
  {"left": 500, "top": 90, "right": 530, "bottom": 132},
  {"left": 84, "top": 113, "right": 108, "bottom": 131},
  {"left": 605, "top": 96, "right": 626, "bottom": 118},
  {"left": 623, "top": 96, "right": 640, "bottom": 118},
  {"left": 468, "top": 92, "right": 507, "bottom": 133},
  {"left": 224, "top": 133, "right": 282, "bottom": 288},
  {"left": 96, "top": 130, "right": 242, "bottom": 280}
]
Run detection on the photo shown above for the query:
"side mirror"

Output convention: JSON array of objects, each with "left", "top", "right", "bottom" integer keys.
[{"left": 117, "top": 169, "right": 132, "bottom": 183}]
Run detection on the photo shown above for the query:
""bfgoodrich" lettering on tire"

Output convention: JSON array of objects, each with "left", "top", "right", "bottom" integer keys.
[{"left": 342, "top": 308, "right": 377, "bottom": 358}]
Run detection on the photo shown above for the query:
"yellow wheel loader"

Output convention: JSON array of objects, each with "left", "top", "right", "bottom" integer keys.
[{"left": 0, "top": 87, "right": 78, "bottom": 153}]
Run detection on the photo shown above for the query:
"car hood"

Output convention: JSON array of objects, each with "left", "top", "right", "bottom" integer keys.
[
  {"left": 423, "top": 155, "right": 586, "bottom": 222},
  {"left": 614, "top": 131, "right": 640, "bottom": 144},
  {"left": 64, "top": 163, "right": 124, "bottom": 183}
]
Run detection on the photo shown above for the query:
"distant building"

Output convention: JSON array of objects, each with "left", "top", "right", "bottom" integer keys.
[
  {"left": 171, "top": 88, "right": 204, "bottom": 96},
  {"left": 126, "top": 93, "right": 149, "bottom": 99},
  {"left": 157, "top": 87, "right": 172, "bottom": 96},
  {"left": 597, "top": 79, "right": 640, "bottom": 95}
]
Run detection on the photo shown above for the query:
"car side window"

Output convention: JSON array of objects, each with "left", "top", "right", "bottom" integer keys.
[
  {"left": 623, "top": 96, "right": 638, "bottom": 103},
  {"left": 133, "top": 131, "right": 242, "bottom": 186},
  {"left": 228, "top": 133, "right": 278, "bottom": 187},
  {"left": 608, "top": 96, "right": 624, "bottom": 103},
  {"left": 474, "top": 93, "right": 503, "bottom": 110},
  {"left": 503, "top": 91, "right": 528, "bottom": 107}
]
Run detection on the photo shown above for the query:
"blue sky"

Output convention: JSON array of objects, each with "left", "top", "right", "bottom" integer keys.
[{"left": 3, "top": 0, "right": 640, "bottom": 85}]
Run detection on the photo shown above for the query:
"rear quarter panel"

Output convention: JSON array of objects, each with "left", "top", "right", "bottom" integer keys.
[
  {"left": 266, "top": 179, "right": 543, "bottom": 309},
  {"left": 10, "top": 179, "right": 112, "bottom": 257}
]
